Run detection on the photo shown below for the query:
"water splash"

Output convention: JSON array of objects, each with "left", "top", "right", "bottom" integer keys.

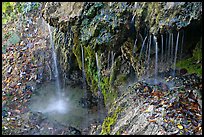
[{"left": 173, "top": 31, "right": 180, "bottom": 77}]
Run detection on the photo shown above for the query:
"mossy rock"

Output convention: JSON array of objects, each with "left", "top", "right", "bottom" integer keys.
[{"left": 100, "top": 107, "right": 122, "bottom": 135}]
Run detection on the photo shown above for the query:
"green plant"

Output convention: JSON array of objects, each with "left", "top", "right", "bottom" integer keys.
[
  {"left": 100, "top": 107, "right": 122, "bottom": 135},
  {"left": 176, "top": 39, "right": 202, "bottom": 76},
  {"left": 2, "top": 2, "right": 16, "bottom": 24}
]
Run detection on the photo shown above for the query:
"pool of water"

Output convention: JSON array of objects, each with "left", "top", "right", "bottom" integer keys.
[{"left": 29, "top": 82, "right": 106, "bottom": 130}]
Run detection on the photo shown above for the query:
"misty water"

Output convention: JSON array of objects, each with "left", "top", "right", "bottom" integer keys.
[{"left": 29, "top": 82, "right": 106, "bottom": 130}]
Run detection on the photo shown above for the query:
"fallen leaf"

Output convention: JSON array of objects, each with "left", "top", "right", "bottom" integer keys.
[
  {"left": 148, "top": 119, "right": 157, "bottom": 122},
  {"left": 177, "top": 124, "right": 183, "bottom": 130}
]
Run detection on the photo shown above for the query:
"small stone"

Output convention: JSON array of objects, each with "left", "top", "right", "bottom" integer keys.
[
  {"left": 7, "top": 66, "right": 12, "bottom": 74},
  {"left": 22, "top": 47, "right": 27, "bottom": 51}
]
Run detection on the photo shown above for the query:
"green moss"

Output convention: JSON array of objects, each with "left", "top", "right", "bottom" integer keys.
[
  {"left": 72, "top": 30, "right": 82, "bottom": 70},
  {"left": 193, "top": 38, "right": 202, "bottom": 62},
  {"left": 176, "top": 39, "right": 202, "bottom": 76},
  {"left": 114, "top": 74, "right": 127, "bottom": 87},
  {"left": 176, "top": 58, "right": 201, "bottom": 76},
  {"left": 100, "top": 107, "right": 122, "bottom": 135}
]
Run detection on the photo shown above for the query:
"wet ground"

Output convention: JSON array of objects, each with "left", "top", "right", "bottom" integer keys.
[{"left": 29, "top": 81, "right": 106, "bottom": 130}]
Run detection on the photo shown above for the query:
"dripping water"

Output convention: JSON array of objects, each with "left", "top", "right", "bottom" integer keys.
[
  {"left": 95, "top": 53, "right": 104, "bottom": 123},
  {"left": 139, "top": 35, "right": 148, "bottom": 60},
  {"left": 161, "top": 34, "right": 164, "bottom": 64},
  {"left": 81, "top": 45, "right": 88, "bottom": 126},
  {"left": 153, "top": 35, "right": 158, "bottom": 84},
  {"left": 81, "top": 45, "right": 87, "bottom": 96},
  {"left": 46, "top": 24, "right": 68, "bottom": 114},
  {"left": 107, "top": 51, "right": 110, "bottom": 70},
  {"left": 165, "top": 32, "right": 168, "bottom": 62},
  {"left": 173, "top": 31, "right": 180, "bottom": 77},
  {"left": 111, "top": 51, "right": 115, "bottom": 68},
  {"left": 48, "top": 24, "right": 61, "bottom": 98},
  {"left": 180, "top": 30, "right": 184, "bottom": 60},
  {"left": 133, "top": 35, "right": 138, "bottom": 56},
  {"left": 147, "top": 35, "right": 152, "bottom": 78},
  {"left": 168, "top": 32, "right": 171, "bottom": 68},
  {"left": 171, "top": 33, "right": 174, "bottom": 65}
]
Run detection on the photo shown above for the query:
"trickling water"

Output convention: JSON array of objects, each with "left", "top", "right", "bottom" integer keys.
[
  {"left": 81, "top": 45, "right": 87, "bottom": 92},
  {"left": 47, "top": 24, "right": 61, "bottom": 98},
  {"left": 165, "top": 33, "right": 168, "bottom": 62},
  {"left": 111, "top": 51, "right": 115, "bottom": 68},
  {"left": 171, "top": 33, "right": 174, "bottom": 64},
  {"left": 107, "top": 51, "right": 110, "bottom": 69},
  {"left": 133, "top": 36, "right": 138, "bottom": 56},
  {"left": 153, "top": 35, "right": 158, "bottom": 84},
  {"left": 81, "top": 44, "right": 89, "bottom": 127},
  {"left": 95, "top": 53, "right": 104, "bottom": 123},
  {"left": 139, "top": 33, "right": 144, "bottom": 42},
  {"left": 168, "top": 33, "right": 171, "bottom": 67},
  {"left": 134, "top": 2, "right": 137, "bottom": 9},
  {"left": 139, "top": 35, "right": 148, "bottom": 60},
  {"left": 161, "top": 34, "right": 164, "bottom": 63},
  {"left": 131, "top": 14, "right": 136, "bottom": 24},
  {"left": 173, "top": 31, "right": 180, "bottom": 77},
  {"left": 109, "top": 2, "right": 112, "bottom": 7},
  {"left": 180, "top": 30, "right": 184, "bottom": 60},
  {"left": 147, "top": 35, "right": 152, "bottom": 78},
  {"left": 145, "top": 39, "right": 149, "bottom": 64}
]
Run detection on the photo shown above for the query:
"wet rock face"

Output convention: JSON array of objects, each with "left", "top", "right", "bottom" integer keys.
[
  {"left": 133, "top": 2, "right": 202, "bottom": 34},
  {"left": 43, "top": 2, "right": 84, "bottom": 28},
  {"left": 42, "top": 2, "right": 202, "bottom": 108}
]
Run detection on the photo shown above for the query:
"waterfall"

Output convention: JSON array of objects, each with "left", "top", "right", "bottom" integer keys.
[
  {"left": 47, "top": 24, "right": 61, "bottom": 98},
  {"left": 153, "top": 35, "right": 158, "bottom": 84},
  {"left": 173, "top": 31, "right": 180, "bottom": 77},
  {"left": 139, "top": 35, "right": 148, "bottom": 60},
  {"left": 147, "top": 35, "right": 152, "bottom": 78}
]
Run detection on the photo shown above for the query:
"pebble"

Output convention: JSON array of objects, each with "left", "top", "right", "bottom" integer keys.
[
  {"left": 7, "top": 66, "right": 12, "bottom": 74},
  {"left": 22, "top": 47, "right": 28, "bottom": 51}
]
